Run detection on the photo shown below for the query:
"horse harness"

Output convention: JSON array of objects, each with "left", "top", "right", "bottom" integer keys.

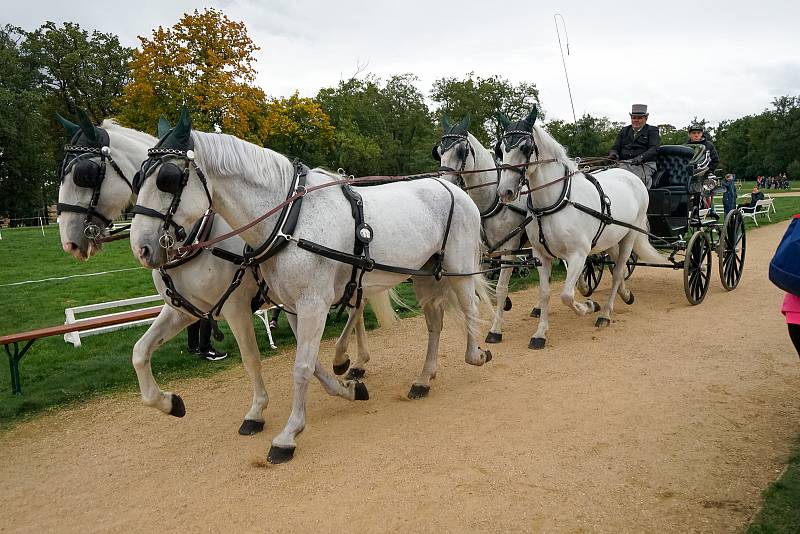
[
  {"left": 57, "top": 130, "right": 134, "bottom": 240},
  {"left": 499, "top": 128, "right": 613, "bottom": 259}
]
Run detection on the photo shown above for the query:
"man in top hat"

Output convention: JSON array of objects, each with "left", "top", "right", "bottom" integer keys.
[
  {"left": 609, "top": 104, "right": 661, "bottom": 188},
  {"left": 685, "top": 123, "right": 719, "bottom": 177}
]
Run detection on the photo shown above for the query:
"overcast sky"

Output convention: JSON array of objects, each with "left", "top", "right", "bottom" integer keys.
[{"left": 6, "top": 0, "right": 799, "bottom": 128}]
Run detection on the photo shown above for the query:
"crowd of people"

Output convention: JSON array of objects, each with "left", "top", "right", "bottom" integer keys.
[{"left": 756, "top": 174, "right": 791, "bottom": 190}]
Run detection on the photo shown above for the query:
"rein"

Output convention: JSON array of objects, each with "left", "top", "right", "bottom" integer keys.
[{"left": 175, "top": 159, "right": 555, "bottom": 256}]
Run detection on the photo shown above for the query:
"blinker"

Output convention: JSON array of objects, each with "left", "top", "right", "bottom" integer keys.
[
  {"left": 73, "top": 159, "right": 102, "bottom": 188},
  {"left": 156, "top": 162, "right": 185, "bottom": 194}
]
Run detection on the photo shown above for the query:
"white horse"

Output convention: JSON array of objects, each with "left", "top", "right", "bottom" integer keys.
[
  {"left": 433, "top": 115, "right": 533, "bottom": 343},
  {"left": 129, "top": 108, "right": 493, "bottom": 463},
  {"left": 496, "top": 107, "right": 665, "bottom": 349},
  {"left": 56, "top": 111, "right": 396, "bottom": 435}
]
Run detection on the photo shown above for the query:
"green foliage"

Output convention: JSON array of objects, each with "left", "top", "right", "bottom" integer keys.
[
  {"left": 716, "top": 96, "right": 800, "bottom": 179},
  {"left": 259, "top": 92, "right": 335, "bottom": 166},
  {"left": 546, "top": 114, "right": 623, "bottom": 158},
  {"left": 748, "top": 437, "right": 800, "bottom": 533},
  {"left": 430, "top": 73, "right": 540, "bottom": 146},
  {"left": 0, "top": 25, "right": 57, "bottom": 221},
  {"left": 22, "top": 21, "right": 133, "bottom": 120},
  {"left": 316, "top": 74, "right": 435, "bottom": 176}
]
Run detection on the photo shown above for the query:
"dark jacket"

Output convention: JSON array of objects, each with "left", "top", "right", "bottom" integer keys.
[
  {"left": 750, "top": 190, "right": 765, "bottom": 206},
  {"left": 610, "top": 124, "right": 660, "bottom": 163},
  {"left": 686, "top": 136, "right": 720, "bottom": 174}
]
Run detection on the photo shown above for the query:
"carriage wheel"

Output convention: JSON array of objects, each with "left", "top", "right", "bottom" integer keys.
[
  {"left": 579, "top": 255, "right": 604, "bottom": 297},
  {"left": 718, "top": 209, "right": 746, "bottom": 290},
  {"left": 683, "top": 231, "right": 712, "bottom": 305}
]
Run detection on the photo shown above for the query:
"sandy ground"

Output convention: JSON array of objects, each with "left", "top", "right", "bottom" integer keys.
[{"left": 1, "top": 221, "right": 798, "bottom": 533}]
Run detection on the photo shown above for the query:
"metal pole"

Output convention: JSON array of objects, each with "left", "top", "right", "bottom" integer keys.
[{"left": 554, "top": 13, "right": 578, "bottom": 125}]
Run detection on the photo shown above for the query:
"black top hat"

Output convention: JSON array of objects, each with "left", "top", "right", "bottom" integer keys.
[{"left": 630, "top": 104, "right": 648, "bottom": 116}]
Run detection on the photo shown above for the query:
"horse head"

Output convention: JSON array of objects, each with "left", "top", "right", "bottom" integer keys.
[
  {"left": 56, "top": 108, "right": 145, "bottom": 260},
  {"left": 497, "top": 106, "right": 538, "bottom": 203},
  {"left": 130, "top": 107, "right": 211, "bottom": 268}
]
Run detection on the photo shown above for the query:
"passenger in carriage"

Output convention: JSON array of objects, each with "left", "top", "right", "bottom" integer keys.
[
  {"left": 685, "top": 124, "right": 719, "bottom": 176},
  {"left": 608, "top": 104, "right": 660, "bottom": 188}
]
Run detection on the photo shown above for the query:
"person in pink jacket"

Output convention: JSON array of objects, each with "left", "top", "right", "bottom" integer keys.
[{"left": 784, "top": 293, "right": 800, "bottom": 356}]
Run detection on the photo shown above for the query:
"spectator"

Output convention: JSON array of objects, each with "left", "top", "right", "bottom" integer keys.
[
  {"left": 187, "top": 319, "right": 228, "bottom": 361},
  {"left": 722, "top": 174, "right": 737, "bottom": 215},
  {"left": 783, "top": 293, "right": 800, "bottom": 357},
  {"left": 738, "top": 186, "right": 765, "bottom": 211}
]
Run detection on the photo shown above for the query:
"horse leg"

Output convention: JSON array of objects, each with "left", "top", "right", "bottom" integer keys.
[
  {"left": 529, "top": 258, "right": 553, "bottom": 349},
  {"left": 332, "top": 304, "right": 361, "bottom": 375},
  {"left": 131, "top": 307, "right": 195, "bottom": 417},
  {"left": 598, "top": 237, "right": 636, "bottom": 328},
  {"left": 346, "top": 307, "right": 371, "bottom": 380},
  {"left": 450, "top": 275, "right": 493, "bottom": 366},
  {"left": 407, "top": 276, "right": 445, "bottom": 399},
  {"left": 486, "top": 259, "right": 513, "bottom": 343},
  {"left": 561, "top": 252, "right": 599, "bottom": 316},
  {"left": 222, "top": 299, "right": 269, "bottom": 435},
  {"left": 268, "top": 303, "right": 328, "bottom": 464}
]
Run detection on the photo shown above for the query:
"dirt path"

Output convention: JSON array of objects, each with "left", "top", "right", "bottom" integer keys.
[{"left": 1, "top": 222, "right": 798, "bottom": 533}]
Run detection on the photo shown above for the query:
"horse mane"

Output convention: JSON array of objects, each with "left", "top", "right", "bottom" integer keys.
[
  {"left": 466, "top": 132, "right": 496, "bottom": 169},
  {"left": 101, "top": 119, "right": 157, "bottom": 145},
  {"left": 532, "top": 125, "right": 577, "bottom": 171},
  {"left": 191, "top": 131, "right": 295, "bottom": 189}
]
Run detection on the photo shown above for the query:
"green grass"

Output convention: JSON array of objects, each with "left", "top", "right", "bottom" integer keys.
[{"left": 748, "top": 438, "right": 800, "bottom": 533}]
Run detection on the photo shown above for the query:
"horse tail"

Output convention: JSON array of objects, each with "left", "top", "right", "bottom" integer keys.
[
  {"left": 366, "top": 289, "right": 399, "bottom": 327},
  {"left": 631, "top": 226, "right": 668, "bottom": 265}
]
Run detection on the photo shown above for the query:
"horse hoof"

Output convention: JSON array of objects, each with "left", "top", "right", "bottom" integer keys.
[
  {"left": 346, "top": 368, "right": 366, "bottom": 380},
  {"left": 595, "top": 317, "right": 611, "bottom": 328},
  {"left": 623, "top": 292, "right": 635, "bottom": 305},
  {"left": 528, "top": 337, "right": 546, "bottom": 350},
  {"left": 503, "top": 297, "right": 513, "bottom": 311},
  {"left": 482, "top": 349, "right": 493, "bottom": 363},
  {"left": 169, "top": 394, "right": 185, "bottom": 418},
  {"left": 485, "top": 332, "right": 502, "bottom": 344},
  {"left": 530, "top": 307, "right": 541, "bottom": 318},
  {"left": 267, "top": 445, "right": 295, "bottom": 464},
  {"left": 589, "top": 300, "right": 601, "bottom": 312},
  {"left": 332, "top": 358, "right": 350, "bottom": 375},
  {"left": 238, "top": 419, "right": 264, "bottom": 435},
  {"left": 354, "top": 382, "right": 369, "bottom": 401},
  {"left": 408, "top": 384, "right": 430, "bottom": 399}
]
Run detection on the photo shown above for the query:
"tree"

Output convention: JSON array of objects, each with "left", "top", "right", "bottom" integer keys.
[
  {"left": 116, "top": 8, "right": 266, "bottom": 140},
  {"left": 259, "top": 92, "right": 335, "bottom": 167},
  {"left": 546, "top": 114, "right": 622, "bottom": 158},
  {"left": 316, "top": 74, "right": 435, "bottom": 176},
  {"left": 430, "top": 73, "right": 540, "bottom": 145},
  {"left": 0, "top": 25, "right": 57, "bottom": 222},
  {"left": 22, "top": 21, "right": 133, "bottom": 121}
]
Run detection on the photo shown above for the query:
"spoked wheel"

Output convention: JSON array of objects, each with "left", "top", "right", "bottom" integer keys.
[
  {"left": 610, "top": 251, "right": 638, "bottom": 279},
  {"left": 683, "top": 231, "right": 712, "bottom": 305},
  {"left": 579, "top": 255, "right": 604, "bottom": 297},
  {"left": 719, "top": 209, "right": 746, "bottom": 290}
]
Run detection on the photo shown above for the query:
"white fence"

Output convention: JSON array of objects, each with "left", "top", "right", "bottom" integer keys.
[{"left": 64, "top": 295, "right": 279, "bottom": 349}]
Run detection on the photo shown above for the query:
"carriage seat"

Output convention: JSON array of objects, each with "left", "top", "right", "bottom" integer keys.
[{"left": 651, "top": 145, "right": 694, "bottom": 189}]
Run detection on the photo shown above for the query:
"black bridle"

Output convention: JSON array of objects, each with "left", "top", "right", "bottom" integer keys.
[
  {"left": 434, "top": 133, "right": 474, "bottom": 188},
  {"left": 497, "top": 129, "right": 541, "bottom": 196},
  {"left": 131, "top": 146, "right": 212, "bottom": 250},
  {"left": 57, "top": 137, "right": 134, "bottom": 240}
]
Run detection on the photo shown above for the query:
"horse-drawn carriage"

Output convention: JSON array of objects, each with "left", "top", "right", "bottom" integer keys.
[{"left": 579, "top": 145, "right": 746, "bottom": 304}]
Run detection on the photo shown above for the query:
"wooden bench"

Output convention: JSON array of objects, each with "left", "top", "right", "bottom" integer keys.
[
  {"left": 740, "top": 197, "right": 774, "bottom": 226},
  {"left": 1, "top": 306, "right": 162, "bottom": 395}
]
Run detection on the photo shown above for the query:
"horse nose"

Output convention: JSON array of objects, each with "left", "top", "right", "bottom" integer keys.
[
  {"left": 499, "top": 188, "right": 515, "bottom": 203},
  {"left": 63, "top": 241, "right": 78, "bottom": 253},
  {"left": 136, "top": 245, "right": 152, "bottom": 265}
]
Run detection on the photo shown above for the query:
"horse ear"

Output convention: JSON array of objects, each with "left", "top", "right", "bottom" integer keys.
[
  {"left": 172, "top": 106, "right": 193, "bottom": 147},
  {"left": 431, "top": 143, "right": 441, "bottom": 162},
  {"left": 496, "top": 112, "right": 511, "bottom": 129},
  {"left": 54, "top": 113, "right": 80, "bottom": 138},
  {"left": 459, "top": 114, "right": 471, "bottom": 131},
  {"left": 442, "top": 113, "right": 451, "bottom": 131},
  {"left": 157, "top": 116, "right": 172, "bottom": 139},
  {"left": 523, "top": 106, "right": 538, "bottom": 130},
  {"left": 76, "top": 107, "right": 99, "bottom": 144}
]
